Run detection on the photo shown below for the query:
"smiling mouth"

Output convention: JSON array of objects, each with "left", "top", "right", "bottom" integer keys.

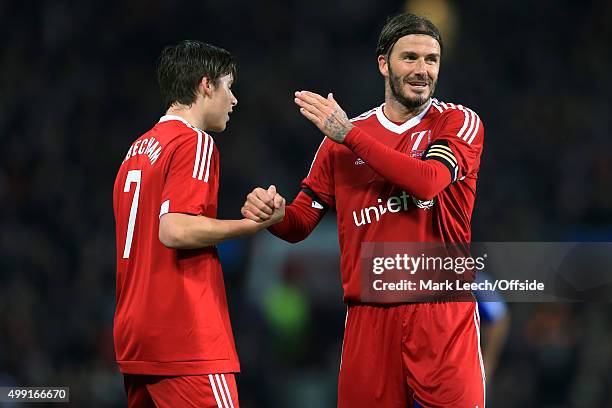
[{"left": 407, "top": 81, "right": 428, "bottom": 88}]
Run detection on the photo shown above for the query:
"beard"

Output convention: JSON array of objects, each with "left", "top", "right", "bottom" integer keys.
[{"left": 388, "top": 63, "right": 436, "bottom": 110}]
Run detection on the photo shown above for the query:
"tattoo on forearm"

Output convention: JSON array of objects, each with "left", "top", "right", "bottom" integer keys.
[{"left": 324, "top": 109, "right": 353, "bottom": 143}]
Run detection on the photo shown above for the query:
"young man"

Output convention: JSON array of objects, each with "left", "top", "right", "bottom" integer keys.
[
  {"left": 113, "top": 40, "right": 284, "bottom": 408},
  {"left": 243, "top": 14, "right": 486, "bottom": 407}
]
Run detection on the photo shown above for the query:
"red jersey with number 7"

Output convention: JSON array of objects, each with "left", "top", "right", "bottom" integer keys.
[{"left": 112, "top": 115, "right": 240, "bottom": 375}]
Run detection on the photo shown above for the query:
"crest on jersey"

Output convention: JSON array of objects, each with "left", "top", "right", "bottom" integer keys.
[{"left": 409, "top": 130, "right": 432, "bottom": 158}]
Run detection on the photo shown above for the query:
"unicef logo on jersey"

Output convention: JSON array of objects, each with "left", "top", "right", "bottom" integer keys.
[{"left": 352, "top": 190, "right": 436, "bottom": 227}]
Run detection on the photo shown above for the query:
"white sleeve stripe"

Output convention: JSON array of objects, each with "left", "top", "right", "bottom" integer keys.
[
  {"left": 437, "top": 102, "right": 481, "bottom": 145},
  {"left": 354, "top": 109, "right": 373, "bottom": 118},
  {"left": 197, "top": 133, "right": 210, "bottom": 180},
  {"left": 456, "top": 108, "right": 470, "bottom": 139},
  {"left": 351, "top": 107, "right": 376, "bottom": 121},
  {"left": 307, "top": 137, "right": 326, "bottom": 176},
  {"left": 467, "top": 113, "right": 481, "bottom": 145},
  {"left": 159, "top": 200, "right": 170, "bottom": 218},
  {"left": 350, "top": 110, "right": 377, "bottom": 122},
  {"left": 204, "top": 137, "right": 214, "bottom": 182},
  {"left": 463, "top": 109, "right": 476, "bottom": 142},
  {"left": 192, "top": 131, "right": 203, "bottom": 178},
  {"left": 208, "top": 374, "right": 223, "bottom": 408},
  {"left": 221, "top": 374, "right": 235, "bottom": 408},
  {"left": 215, "top": 374, "right": 230, "bottom": 408}
]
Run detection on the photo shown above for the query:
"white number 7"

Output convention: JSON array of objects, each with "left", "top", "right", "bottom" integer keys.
[{"left": 123, "top": 170, "right": 141, "bottom": 258}]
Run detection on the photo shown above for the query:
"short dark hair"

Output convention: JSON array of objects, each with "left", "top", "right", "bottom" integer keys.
[
  {"left": 376, "top": 13, "right": 443, "bottom": 57},
  {"left": 157, "top": 40, "right": 237, "bottom": 109}
]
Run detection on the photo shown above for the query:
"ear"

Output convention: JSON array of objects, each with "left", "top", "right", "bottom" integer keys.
[
  {"left": 377, "top": 55, "right": 389, "bottom": 78},
  {"left": 200, "top": 77, "right": 215, "bottom": 98}
]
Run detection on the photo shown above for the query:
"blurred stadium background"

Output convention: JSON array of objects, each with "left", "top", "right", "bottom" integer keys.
[{"left": 1, "top": 0, "right": 611, "bottom": 406}]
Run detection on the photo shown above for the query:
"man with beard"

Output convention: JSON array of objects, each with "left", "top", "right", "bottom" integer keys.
[{"left": 242, "top": 14, "right": 485, "bottom": 407}]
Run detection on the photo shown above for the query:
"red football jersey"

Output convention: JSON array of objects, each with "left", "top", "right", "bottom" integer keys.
[
  {"left": 302, "top": 99, "right": 484, "bottom": 303},
  {"left": 113, "top": 115, "right": 239, "bottom": 375}
]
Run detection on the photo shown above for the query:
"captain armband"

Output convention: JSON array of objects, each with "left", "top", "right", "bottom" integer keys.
[{"left": 423, "top": 140, "right": 458, "bottom": 183}]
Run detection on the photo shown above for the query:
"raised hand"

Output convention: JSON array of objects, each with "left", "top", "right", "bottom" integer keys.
[{"left": 294, "top": 91, "right": 354, "bottom": 144}]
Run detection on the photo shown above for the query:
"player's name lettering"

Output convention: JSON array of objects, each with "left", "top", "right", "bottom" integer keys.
[
  {"left": 353, "top": 190, "right": 435, "bottom": 227},
  {"left": 123, "top": 137, "right": 163, "bottom": 165}
]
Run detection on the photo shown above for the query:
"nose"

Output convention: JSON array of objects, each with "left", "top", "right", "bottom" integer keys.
[{"left": 414, "top": 58, "right": 427, "bottom": 76}]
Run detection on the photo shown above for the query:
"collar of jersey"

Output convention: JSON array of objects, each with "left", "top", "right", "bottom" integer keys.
[
  {"left": 158, "top": 114, "right": 204, "bottom": 133},
  {"left": 375, "top": 98, "right": 432, "bottom": 134}
]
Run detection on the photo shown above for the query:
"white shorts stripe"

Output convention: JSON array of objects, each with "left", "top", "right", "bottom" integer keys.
[
  {"left": 467, "top": 113, "right": 481, "bottom": 145},
  {"left": 215, "top": 374, "right": 230, "bottom": 408},
  {"left": 208, "top": 374, "right": 223, "bottom": 408},
  {"left": 339, "top": 307, "right": 349, "bottom": 371},
  {"left": 220, "top": 374, "right": 235, "bottom": 408},
  {"left": 198, "top": 133, "right": 210, "bottom": 180},
  {"left": 192, "top": 131, "right": 202, "bottom": 179},
  {"left": 473, "top": 309, "right": 487, "bottom": 407},
  {"left": 204, "top": 137, "right": 214, "bottom": 182}
]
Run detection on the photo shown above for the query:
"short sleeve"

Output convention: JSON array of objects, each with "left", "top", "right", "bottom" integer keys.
[
  {"left": 424, "top": 107, "right": 484, "bottom": 182},
  {"left": 160, "top": 131, "right": 216, "bottom": 216},
  {"left": 301, "top": 137, "right": 335, "bottom": 209}
]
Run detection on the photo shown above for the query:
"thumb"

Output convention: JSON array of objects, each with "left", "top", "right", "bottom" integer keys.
[
  {"left": 267, "top": 184, "right": 277, "bottom": 197},
  {"left": 328, "top": 92, "right": 335, "bottom": 102},
  {"left": 273, "top": 193, "right": 285, "bottom": 209}
]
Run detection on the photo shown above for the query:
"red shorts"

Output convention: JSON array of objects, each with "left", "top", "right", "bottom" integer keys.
[
  {"left": 338, "top": 302, "right": 485, "bottom": 408},
  {"left": 123, "top": 373, "right": 239, "bottom": 408}
]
